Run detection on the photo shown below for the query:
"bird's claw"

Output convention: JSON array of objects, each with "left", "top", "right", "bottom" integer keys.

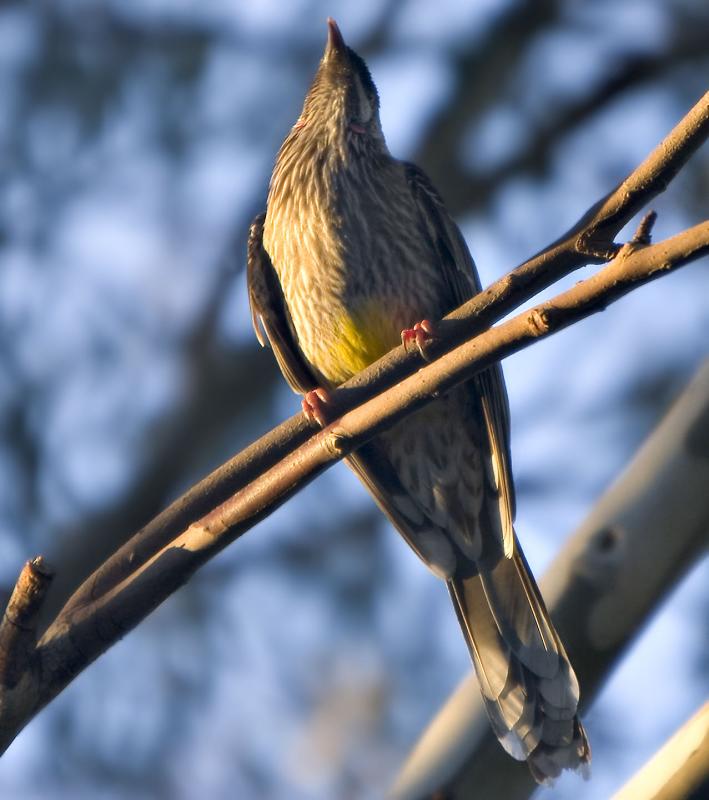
[
  {"left": 401, "top": 319, "right": 436, "bottom": 359},
  {"left": 302, "top": 387, "right": 332, "bottom": 427}
]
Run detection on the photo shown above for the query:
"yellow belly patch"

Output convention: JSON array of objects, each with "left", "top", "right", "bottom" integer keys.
[{"left": 323, "top": 303, "right": 403, "bottom": 384}]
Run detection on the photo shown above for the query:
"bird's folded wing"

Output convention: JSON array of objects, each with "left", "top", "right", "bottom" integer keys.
[
  {"left": 405, "top": 162, "right": 516, "bottom": 543},
  {"left": 247, "top": 211, "right": 317, "bottom": 395}
]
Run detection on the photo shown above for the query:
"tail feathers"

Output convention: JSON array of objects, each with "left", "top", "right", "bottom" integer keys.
[
  {"left": 448, "top": 548, "right": 590, "bottom": 783},
  {"left": 479, "top": 544, "right": 561, "bottom": 680}
]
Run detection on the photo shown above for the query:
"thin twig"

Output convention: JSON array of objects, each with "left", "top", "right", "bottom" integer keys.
[
  {"left": 429, "top": 36, "right": 709, "bottom": 216},
  {"left": 631, "top": 210, "right": 658, "bottom": 245}
]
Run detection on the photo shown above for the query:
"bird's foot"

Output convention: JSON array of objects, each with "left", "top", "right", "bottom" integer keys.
[
  {"left": 302, "top": 387, "right": 332, "bottom": 427},
  {"left": 401, "top": 319, "right": 436, "bottom": 359}
]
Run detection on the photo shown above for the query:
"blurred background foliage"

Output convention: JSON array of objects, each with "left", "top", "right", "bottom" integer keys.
[{"left": 0, "top": 1, "right": 707, "bottom": 798}]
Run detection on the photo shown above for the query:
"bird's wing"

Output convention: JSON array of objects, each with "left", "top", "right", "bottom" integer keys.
[
  {"left": 247, "top": 211, "right": 317, "bottom": 395},
  {"left": 402, "top": 162, "right": 482, "bottom": 298},
  {"left": 404, "top": 162, "right": 516, "bottom": 540},
  {"left": 390, "top": 169, "right": 588, "bottom": 774}
]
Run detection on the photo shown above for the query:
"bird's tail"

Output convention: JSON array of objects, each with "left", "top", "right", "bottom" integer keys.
[{"left": 448, "top": 542, "right": 590, "bottom": 784}]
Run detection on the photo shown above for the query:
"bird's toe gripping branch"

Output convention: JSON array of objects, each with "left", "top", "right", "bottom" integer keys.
[
  {"left": 401, "top": 319, "right": 436, "bottom": 359},
  {"left": 302, "top": 387, "right": 333, "bottom": 427}
]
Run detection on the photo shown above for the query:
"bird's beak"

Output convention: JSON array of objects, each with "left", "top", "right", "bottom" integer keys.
[{"left": 324, "top": 18, "right": 347, "bottom": 61}]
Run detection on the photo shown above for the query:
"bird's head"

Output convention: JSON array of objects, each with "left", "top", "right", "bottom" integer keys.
[{"left": 294, "top": 19, "right": 386, "bottom": 157}]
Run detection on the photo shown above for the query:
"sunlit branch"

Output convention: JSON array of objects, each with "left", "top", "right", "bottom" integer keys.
[
  {"left": 0, "top": 91, "right": 707, "bottom": 759},
  {"left": 612, "top": 702, "right": 709, "bottom": 800},
  {"left": 60, "top": 89, "right": 709, "bottom": 616}
]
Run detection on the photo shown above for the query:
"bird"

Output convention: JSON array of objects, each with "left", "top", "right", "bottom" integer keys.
[{"left": 247, "top": 18, "right": 590, "bottom": 783}]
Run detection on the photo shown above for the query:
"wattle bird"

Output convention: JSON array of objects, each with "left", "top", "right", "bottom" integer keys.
[{"left": 247, "top": 19, "right": 590, "bottom": 782}]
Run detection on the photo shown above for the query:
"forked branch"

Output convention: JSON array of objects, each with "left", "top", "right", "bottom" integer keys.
[{"left": 0, "top": 91, "right": 707, "bottom": 757}]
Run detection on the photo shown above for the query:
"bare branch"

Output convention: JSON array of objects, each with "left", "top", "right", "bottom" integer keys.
[
  {"left": 0, "top": 558, "right": 53, "bottom": 747},
  {"left": 611, "top": 702, "right": 709, "bottom": 800},
  {"left": 57, "top": 89, "right": 709, "bottom": 618},
  {"left": 391, "top": 357, "right": 709, "bottom": 799},
  {"left": 630, "top": 209, "right": 658, "bottom": 245},
  {"left": 432, "top": 35, "right": 709, "bottom": 216},
  {"left": 1, "top": 217, "right": 705, "bottom": 755},
  {"left": 0, "top": 91, "right": 707, "bottom": 757},
  {"left": 413, "top": 0, "right": 566, "bottom": 208},
  {"left": 0, "top": 558, "right": 53, "bottom": 688}
]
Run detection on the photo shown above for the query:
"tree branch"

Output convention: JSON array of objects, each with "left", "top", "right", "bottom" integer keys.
[
  {"left": 0, "top": 558, "right": 53, "bottom": 689},
  {"left": 0, "top": 92, "right": 707, "bottom": 755},
  {"left": 413, "top": 0, "right": 564, "bottom": 208},
  {"left": 0, "top": 558, "right": 53, "bottom": 743},
  {"left": 390, "top": 356, "right": 709, "bottom": 799},
  {"left": 57, "top": 89, "right": 709, "bottom": 617},
  {"left": 611, "top": 702, "right": 709, "bottom": 800},
  {"left": 427, "top": 34, "right": 709, "bottom": 216}
]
